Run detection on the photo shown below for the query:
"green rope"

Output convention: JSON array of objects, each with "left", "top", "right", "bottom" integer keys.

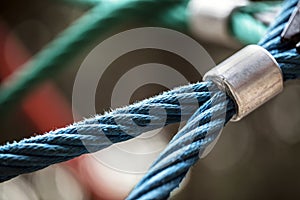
[
  {"left": 54, "top": 0, "right": 100, "bottom": 7},
  {"left": 57, "top": 0, "right": 280, "bottom": 43},
  {"left": 0, "top": 0, "right": 281, "bottom": 115},
  {"left": 236, "top": 1, "right": 281, "bottom": 14},
  {"left": 0, "top": 0, "right": 184, "bottom": 115},
  {"left": 148, "top": 1, "right": 189, "bottom": 32},
  {"left": 230, "top": 10, "right": 267, "bottom": 44},
  {"left": 56, "top": 0, "right": 189, "bottom": 31},
  {"left": 230, "top": 1, "right": 282, "bottom": 44}
]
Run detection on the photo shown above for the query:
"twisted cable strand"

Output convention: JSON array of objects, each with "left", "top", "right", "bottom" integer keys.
[
  {"left": 0, "top": 81, "right": 218, "bottom": 182},
  {"left": 127, "top": 0, "right": 300, "bottom": 199},
  {"left": 0, "top": 0, "right": 299, "bottom": 199},
  {"left": 126, "top": 90, "right": 235, "bottom": 200},
  {"left": 259, "top": 0, "right": 300, "bottom": 80}
]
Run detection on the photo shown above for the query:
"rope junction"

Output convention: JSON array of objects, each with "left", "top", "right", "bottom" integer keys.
[
  {"left": 0, "top": 81, "right": 224, "bottom": 182},
  {"left": 128, "top": 1, "right": 300, "bottom": 198},
  {"left": 0, "top": 0, "right": 300, "bottom": 199}
]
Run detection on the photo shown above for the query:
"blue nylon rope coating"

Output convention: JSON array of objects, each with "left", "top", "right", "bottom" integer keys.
[{"left": 0, "top": 0, "right": 300, "bottom": 199}]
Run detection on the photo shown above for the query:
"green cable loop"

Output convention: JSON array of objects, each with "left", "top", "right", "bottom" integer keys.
[
  {"left": 0, "top": 0, "right": 281, "bottom": 115},
  {"left": 56, "top": 0, "right": 189, "bottom": 31},
  {"left": 148, "top": 2, "right": 189, "bottom": 32},
  {"left": 54, "top": 0, "right": 100, "bottom": 7},
  {"left": 0, "top": 0, "right": 184, "bottom": 115},
  {"left": 230, "top": 11, "right": 268, "bottom": 44},
  {"left": 236, "top": 1, "right": 282, "bottom": 15},
  {"left": 230, "top": 1, "right": 282, "bottom": 44},
  {"left": 57, "top": 0, "right": 280, "bottom": 43}
]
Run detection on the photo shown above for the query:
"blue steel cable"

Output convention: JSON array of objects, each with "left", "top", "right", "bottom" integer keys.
[
  {"left": 259, "top": 0, "right": 300, "bottom": 80},
  {"left": 127, "top": 0, "right": 300, "bottom": 199},
  {"left": 127, "top": 92, "right": 235, "bottom": 200},
  {"left": 0, "top": 1, "right": 299, "bottom": 200},
  {"left": 0, "top": 81, "right": 217, "bottom": 182}
]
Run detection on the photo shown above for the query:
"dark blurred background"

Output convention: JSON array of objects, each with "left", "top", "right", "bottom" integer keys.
[{"left": 1, "top": 0, "right": 300, "bottom": 200}]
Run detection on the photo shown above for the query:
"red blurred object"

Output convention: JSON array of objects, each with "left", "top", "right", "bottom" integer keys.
[
  {"left": 0, "top": 19, "right": 73, "bottom": 132},
  {"left": 0, "top": 19, "right": 102, "bottom": 199}
]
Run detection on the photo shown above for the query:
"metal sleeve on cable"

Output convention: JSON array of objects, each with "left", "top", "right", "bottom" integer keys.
[{"left": 203, "top": 45, "right": 283, "bottom": 121}]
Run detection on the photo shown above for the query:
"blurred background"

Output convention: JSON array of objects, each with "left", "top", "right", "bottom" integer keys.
[{"left": 1, "top": 0, "right": 300, "bottom": 199}]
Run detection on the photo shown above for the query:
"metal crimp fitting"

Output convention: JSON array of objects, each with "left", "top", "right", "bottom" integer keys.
[
  {"left": 188, "top": 0, "right": 248, "bottom": 48},
  {"left": 203, "top": 45, "right": 283, "bottom": 121}
]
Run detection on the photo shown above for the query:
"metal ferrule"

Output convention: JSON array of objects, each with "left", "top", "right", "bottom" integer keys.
[
  {"left": 203, "top": 45, "right": 283, "bottom": 121},
  {"left": 188, "top": 0, "right": 248, "bottom": 48}
]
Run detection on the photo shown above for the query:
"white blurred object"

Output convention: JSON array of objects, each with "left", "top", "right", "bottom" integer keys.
[
  {"left": 0, "top": 177, "right": 39, "bottom": 200},
  {"left": 188, "top": 0, "right": 248, "bottom": 48},
  {"left": 80, "top": 154, "right": 190, "bottom": 200},
  {"left": 268, "top": 80, "right": 300, "bottom": 144},
  {"left": 30, "top": 165, "right": 88, "bottom": 200},
  {"left": 94, "top": 128, "right": 170, "bottom": 173},
  {"left": 81, "top": 126, "right": 190, "bottom": 199}
]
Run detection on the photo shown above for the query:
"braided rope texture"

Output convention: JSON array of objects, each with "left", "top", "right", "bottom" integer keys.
[
  {"left": 259, "top": 0, "right": 300, "bottom": 80},
  {"left": 127, "top": 92, "right": 236, "bottom": 200},
  {"left": 1, "top": 81, "right": 219, "bottom": 182},
  {"left": 0, "top": 0, "right": 299, "bottom": 200},
  {"left": 126, "top": 0, "right": 300, "bottom": 199},
  {"left": 0, "top": 0, "right": 184, "bottom": 114}
]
